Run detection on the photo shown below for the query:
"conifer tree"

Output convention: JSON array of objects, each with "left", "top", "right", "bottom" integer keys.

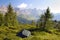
[
  {"left": 38, "top": 7, "right": 53, "bottom": 30},
  {"left": 0, "top": 12, "right": 4, "bottom": 26},
  {"left": 31, "top": 20, "right": 35, "bottom": 25},
  {"left": 4, "top": 4, "right": 18, "bottom": 26},
  {"left": 43, "top": 7, "right": 52, "bottom": 29}
]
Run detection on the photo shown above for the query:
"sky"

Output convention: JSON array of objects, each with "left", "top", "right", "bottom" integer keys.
[{"left": 0, "top": 0, "right": 60, "bottom": 13}]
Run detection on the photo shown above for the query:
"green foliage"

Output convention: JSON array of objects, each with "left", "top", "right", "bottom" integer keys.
[
  {"left": 31, "top": 20, "right": 36, "bottom": 25},
  {"left": 45, "top": 7, "right": 53, "bottom": 20},
  {"left": 37, "top": 7, "right": 53, "bottom": 30},
  {"left": 4, "top": 4, "right": 18, "bottom": 26},
  {"left": 0, "top": 22, "right": 60, "bottom": 40},
  {"left": 0, "top": 12, "right": 4, "bottom": 26},
  {"left": 43, "top": 7, "right": 53, "bottom": 28}
]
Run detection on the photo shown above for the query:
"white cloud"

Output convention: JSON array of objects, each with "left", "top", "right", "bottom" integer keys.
[
  {"left": 48, "top": 0, "right": 60, "bottom": 13},
  {"left": 50, "top": 6, "right": 60, "bottom": 14},
  {"left": 17, "top": 3, "right": 28, "bottom": 8}
]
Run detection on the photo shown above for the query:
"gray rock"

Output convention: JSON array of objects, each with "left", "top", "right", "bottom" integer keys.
[{"left": 22, "top": 29, "right": 31, "bottom": 37}]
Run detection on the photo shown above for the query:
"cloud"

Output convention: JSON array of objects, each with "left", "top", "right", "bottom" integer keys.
[
  {"left": 46, "top": 0, "right": 60, "bottom": 13},
  {"left": 49, "top": 0, "right": 60, "bottom": 13},
  {"left": 17, "top": 3, "right": 28, "bottom": 8}
]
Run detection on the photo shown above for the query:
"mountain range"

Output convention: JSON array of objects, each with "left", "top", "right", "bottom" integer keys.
[{"left": 0, "top": 5, "right": 60, "bottom": 23}]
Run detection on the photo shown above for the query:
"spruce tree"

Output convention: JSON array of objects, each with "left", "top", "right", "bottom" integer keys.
[
  {"left": 0, "top": 12, "right": 4, "bottom": 26},
  {"left": 38, "top": 7, "right": 53, "bottom": 30},
  {"left": 31, "top": 20, "right": 35, "bottom": 25},
  {"left": 4, "top": 4, "right": 18, "bottom": 26},
  {"left": 40, "top": 15, "right": 45, "bottom": 27},
  {"left": 43, "top": 7, "right": 52, "bottom": 29}
]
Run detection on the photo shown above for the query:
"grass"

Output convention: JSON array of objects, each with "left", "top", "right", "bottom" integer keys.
[{"left": 0, "top": 24, "right": 60, "bottom": 40}]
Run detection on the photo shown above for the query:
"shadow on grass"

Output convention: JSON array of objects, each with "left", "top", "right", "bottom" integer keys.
[
  {"left": 16, "top": 30, "right": 27, "bottom": 38},
  {"left": 16, "top": 27, "right": 52, "bottom": 38},
  {"left": 27, "top": 27, "right": 52, "bottom": 34}
]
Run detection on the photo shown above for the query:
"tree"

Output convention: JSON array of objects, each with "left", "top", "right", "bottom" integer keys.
[
  {"left": 31, "top": 20, "right": 35, "bottom": 25},
  {"left": 4, "top": 4, "right": 18, "bottom": 26},
  {"left": 38, "top": 7, "right": 53, "bottom": 30},
  {"left": 43, "top": 7, "right": 52, "bottom": 30},
  {"left": 40, "top": 15, "right": 45, "bottom": 26},
  {"left": 0, "top": 12, "right": 4, "bottom": 26}
]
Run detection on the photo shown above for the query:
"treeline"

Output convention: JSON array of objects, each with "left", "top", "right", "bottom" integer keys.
[{"left": 0, "top": 4, "right": 18, "bottom": 26}]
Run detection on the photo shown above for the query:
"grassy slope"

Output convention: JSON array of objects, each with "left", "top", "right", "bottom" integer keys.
[{"left": 0, "top": 24, "right": 60, "bottom": 40}]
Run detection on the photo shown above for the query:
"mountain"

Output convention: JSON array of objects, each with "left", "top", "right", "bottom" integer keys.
[
  {"left": 15, "top": 8, "right": 45, "bottom": 23},
  {"left": 0, "top": 5, "right": 60, "bottom": 23},
  {"left": 53, "top": 13, "right": 60, "bottom": 21},
  {"left": 17, "top": 16, "right": 32, "bottom": 24},
  {"left": 0, "top": 5, "right": 7, "bottom": 14},
  {"left": 15, "top": 8, "right": 60, "bottom": 21},
  {"left": 15, "top": 8, "right": 44, "bottom": 23},
  {"left": 14, "top": 8, "right": 44, "bottom": 21}
]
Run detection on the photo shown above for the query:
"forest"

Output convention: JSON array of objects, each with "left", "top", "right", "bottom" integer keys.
[{"left": 0, "top": 4, "right": 60, "bottom": 40}]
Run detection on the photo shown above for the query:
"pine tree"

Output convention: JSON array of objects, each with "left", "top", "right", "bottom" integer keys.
[
  {"left": 43, "top": 7, "right": 52, "bottom": 30},
  {"left": 31, "top": 20, "right": 35, "bottom": 25},
  {"left": 4, "top": 4, "right": 18, "bottom": 26},
  {"left": 38, "top": 7, "right": 53, "bottom": 30},
  {"left": 0, "top": 12, "right": 4, "bottom": 26},
  {"left": 40, "top": 15, "right": 45, "bottom": 27}
]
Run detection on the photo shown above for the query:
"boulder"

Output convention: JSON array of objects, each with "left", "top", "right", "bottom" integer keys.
[
  {"left": 22, "top": 29, "right": 31, "bottom": 37},
  {"left": 17, "top": 29, "right": 31, "bottom": 38}
]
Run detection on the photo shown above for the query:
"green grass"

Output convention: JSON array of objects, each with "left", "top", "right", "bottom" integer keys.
[{"left": 0, "top": 24, "right": 60, "bottom": 40}]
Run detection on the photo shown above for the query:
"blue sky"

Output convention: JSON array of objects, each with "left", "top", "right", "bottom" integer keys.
[{"left": 0, "top": 0, "right": 60, "bottom": 13}]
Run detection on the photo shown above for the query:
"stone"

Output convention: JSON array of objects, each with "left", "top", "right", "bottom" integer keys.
[{"left": 22, "top": 29, "right": 31, "bottom": 37}]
